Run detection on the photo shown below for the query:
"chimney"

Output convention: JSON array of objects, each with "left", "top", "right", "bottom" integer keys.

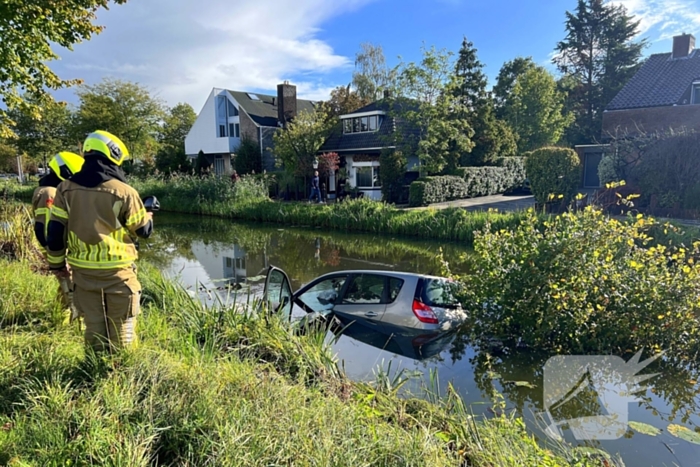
[
  {"left": 672, "top": 33, "right": 695, "bottom": 59},
  {"left": 277, "top": 81, "right": 297, "bottom": 127}
]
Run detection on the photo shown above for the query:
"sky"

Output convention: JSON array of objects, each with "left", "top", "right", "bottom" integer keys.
[{"left": 49, "top": 0, "right": 700, "bottom": 112}]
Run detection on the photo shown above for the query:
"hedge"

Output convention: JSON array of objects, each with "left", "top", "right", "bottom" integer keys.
[
  {"left": 525, "top": 147, "right": 581, "bottom": 205},
  {"left": 408, "top": 157, "right": 527, "bottom": 207}
]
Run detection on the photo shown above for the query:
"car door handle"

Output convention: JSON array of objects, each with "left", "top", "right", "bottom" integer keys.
[{"left": 364, "top": 311, "right": 378, "bottom": 318}]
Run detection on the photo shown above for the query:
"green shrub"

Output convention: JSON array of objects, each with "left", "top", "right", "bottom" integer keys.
[
  {"left": 458, "top": 207, "right": 700, "bottom": 357},
  {"left": 380, "top": 149, "right": 407, "bottom": 204},
  {"left": 408, "top": 180, "right": 427, "bottom": 207},
  {"left": 525, "top": 147, "right": 581, "bottom": 205},
  {"left": 233, "top": 136, "right": 262, "bottom": 175}
]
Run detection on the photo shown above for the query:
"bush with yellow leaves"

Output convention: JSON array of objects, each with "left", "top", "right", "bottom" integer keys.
[{"left": 460, "top": 206, "right": 700, "bottom": 359}]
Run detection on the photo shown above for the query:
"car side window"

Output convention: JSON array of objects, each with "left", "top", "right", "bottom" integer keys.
[
  {"left": 298, "top": 276, "right": 347, "bottom": 311},
  {"left": 342, "top": 274, "right": 385, "bottom": 304},
  {"left": 388, "top": 278, "right": 404, "bottom": 303}
]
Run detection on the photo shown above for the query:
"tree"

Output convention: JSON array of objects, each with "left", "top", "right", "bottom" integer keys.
[
  {"left": 352, "top": 43, "right": 396, "bottom": 103},
  {"left": 233, "top": 136, "right": 262, "bottom": 175},
  {"left": 272, "top": 108, "right": 332, "bottom": 176},
  {"left": 72, "top": 78, "right": 166, "bottom": 161},
  {"left": 0, "top": 0, "right": 128, "bottom": 139},
  {"left": 0, "top": 141, "right": 16, "bottom": 173},
  {"left": 155, "top": 103, "right": 196, "bottom": 174},
  {"left": 7, "top": 94, "right": 74, "bottom": 168},
  {"left": 453, "top": 38, "right": 516, "bottom": 165},
  {"left": 502, "top": 66, "right": 573, "bottom": 152},
  {"left": 379, "top": 148, "right": 407, "bottom": 203},
  {"left": 317, "top": 152, "right": 339, "bottom": 178},
  {"left": 493, "top": 57, "right": 535, "bottom": 118},
  {"left": 395, "top": 46, "right": 474, "bottom": 174},
  {"left": 320, "top": 85, "right": 367, "bottom": 120},
  {"left": 554, "top": 0, "right": 646, "bottom": 144}
]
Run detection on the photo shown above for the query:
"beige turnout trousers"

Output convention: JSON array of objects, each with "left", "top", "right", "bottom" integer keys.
[{"left": 71, "top": 266, "right": 141, "bottom": 352}]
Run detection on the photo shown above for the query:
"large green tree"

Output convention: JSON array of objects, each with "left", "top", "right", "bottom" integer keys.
[
  {"left": 554, "top": 0, "right": 646, "bottom": 144},
  {"left": 272, "top": 108, "right": 332, "bottom": 176},
  {"left": 396, "top": 46, "right": 474, "bottom": 174},
  {"left": 453, "top": 38, "right": 516, "bottom": 165},
  {"left": 72, "top": 78, "right": 166, "bottom": 161},
  {"left": 503, "top": 66, "right": 573, "bottom": 152},
  {"left": 155, "top": 103, "right": 196, "bottom": 174},
  {"left": 7, "top": 94, "right": 74, "bottom": 167},
  {"left": 493, "top": 57, "right": 535, "bottom": 118},
  {"left": 0, "top": 0, "right": 128, "bottom": 138}
]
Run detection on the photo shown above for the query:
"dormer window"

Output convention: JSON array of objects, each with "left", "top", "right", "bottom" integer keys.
[
  {"left": 343, "top": 114, "right": 380, "bottom": 134},
  {"left": 692, "top": 82, "right": 700, "bottom": 104}
]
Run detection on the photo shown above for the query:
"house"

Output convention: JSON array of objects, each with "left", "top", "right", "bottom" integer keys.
[
  {"left": 576, "top": 33, "right": 700, "bottom": 188},
  {"left": 185, "top": 81, "right": 317, "bottom": 175},
  {"left": 602, "top": 33, "right": 700, "bottom": 137},
  {"left": 319, "top": 99, "right": 420, "bottom": 201}
]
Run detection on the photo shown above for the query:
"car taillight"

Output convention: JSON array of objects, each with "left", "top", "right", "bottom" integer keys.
[{"left": 412, "top": 299, "right": 439, "bottom": 324}]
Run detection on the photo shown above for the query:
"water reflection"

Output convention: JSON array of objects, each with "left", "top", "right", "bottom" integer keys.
[{"left": 144, "top": 213, "right": 700, "bottom": 467}]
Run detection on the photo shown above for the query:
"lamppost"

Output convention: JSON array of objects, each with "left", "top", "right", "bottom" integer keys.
[{"left": 312, "top": 157, "right": 319, "bottom": 171}]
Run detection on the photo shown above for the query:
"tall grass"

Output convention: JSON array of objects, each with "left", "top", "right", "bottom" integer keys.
[{"left": 0, "top": 224, "right": 605, "bottom": 465}]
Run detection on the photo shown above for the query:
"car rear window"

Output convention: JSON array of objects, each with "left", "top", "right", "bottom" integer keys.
[{"left": 419, "top": 278, "right": 460, "bottom": 308}]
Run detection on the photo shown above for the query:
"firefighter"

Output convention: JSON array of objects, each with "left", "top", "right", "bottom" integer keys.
[
  {"left": 47, "top": 131, "right": 153, "bottom": 351},
  {"left": 32, "top": 151, "right": 84, "bottom": 314},
  {"left": 31, "top": 151, "right": 84, "bottom": 256}
]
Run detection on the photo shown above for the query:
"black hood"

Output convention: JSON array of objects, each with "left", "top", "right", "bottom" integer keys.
[
  {"left": 70, "top": 152, "right": 127, "bottom": 188},
  {"left": 39, "top": 171, "right": 62, "bottom": 188}
]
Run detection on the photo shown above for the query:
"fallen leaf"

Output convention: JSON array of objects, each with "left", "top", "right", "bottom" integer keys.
[
  {"left": 667, "top": 424, "right": 700, "bottom": 445},
  {"left": 628, "top": 421, "right": 661, "bottom": 436}
]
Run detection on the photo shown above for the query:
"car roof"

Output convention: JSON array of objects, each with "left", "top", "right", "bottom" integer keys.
[{"left": 312, "top": 270, "right": 448, "bottom": 281}]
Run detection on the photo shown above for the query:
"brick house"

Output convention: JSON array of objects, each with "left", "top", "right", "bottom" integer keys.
[
  {"left": 602, "top": 33, "right": 700, "bottom": 137},
  {"left": 577, "top": 33, "right": 700, "bottom": 188},
  {"left": 185, "top": 82, "right": 317, "bottom": 175}
]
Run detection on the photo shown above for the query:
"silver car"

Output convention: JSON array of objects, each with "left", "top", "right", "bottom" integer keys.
[{"left": 263, "top": 267, "right": 465, "bottom": 331}]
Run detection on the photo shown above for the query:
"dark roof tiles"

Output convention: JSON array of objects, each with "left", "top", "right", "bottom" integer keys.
[
  {"left": 227, "top": 90, "right": 317, "bottom": 127},
  {"left": 606, "top": 50, "right": 700, "bottom": 111}
]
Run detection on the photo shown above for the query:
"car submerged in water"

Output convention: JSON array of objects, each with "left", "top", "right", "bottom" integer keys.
[{"left": 262, "top": 267, "right": 466, "bottom": 331}]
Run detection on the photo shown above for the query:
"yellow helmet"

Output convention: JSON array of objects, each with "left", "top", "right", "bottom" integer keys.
[
  {"left": 49, "top": 151, "right": 84, "bottom": 181},
  {"left": 83, "top": 130, "right": 130, "bottom": 166}
]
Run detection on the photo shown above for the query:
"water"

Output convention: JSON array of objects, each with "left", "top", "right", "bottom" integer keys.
[{"left": 145, "top": 213, "right": 700, "bottom": 467}]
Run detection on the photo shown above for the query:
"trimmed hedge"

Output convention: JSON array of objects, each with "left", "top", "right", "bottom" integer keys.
[
  {"left": 525, "top": 147, "right": 581, "bottom": 205},
  {"left": 408, "top": 157, "right": 527, "bottom": 207}
]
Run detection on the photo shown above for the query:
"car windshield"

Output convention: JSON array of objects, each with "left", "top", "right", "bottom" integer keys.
[{"left": 421, "top": 278, "right": 461, "bottom": 308}]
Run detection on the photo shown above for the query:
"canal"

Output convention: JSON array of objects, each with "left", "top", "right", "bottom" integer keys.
[{"left": 142, "top": 213, "right": 700, "bottom": 467}]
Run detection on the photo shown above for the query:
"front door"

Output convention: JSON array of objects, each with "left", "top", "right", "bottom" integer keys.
[
  {"left": 332, "top": 273, "right": 387, "bottom": 323},
  {"left": 584, "top": 152, "right": 603, "bottom": 188}
]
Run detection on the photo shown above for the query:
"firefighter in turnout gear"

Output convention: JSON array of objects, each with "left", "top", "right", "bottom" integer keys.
[
  {"left": 32, "top": 151, "right": 84, "bottom": 313},
  {"left": 32, "top": 151, "right": 84, "bottom": 256},
  {"left": 47, "top": 131, "right": 153, "bottom": 351}
]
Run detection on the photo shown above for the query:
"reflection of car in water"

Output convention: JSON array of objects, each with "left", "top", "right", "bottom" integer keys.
[
  {"left": 263, "top": 267, "right": 466, "bottom": 331},
  {"left": 330, "top": 313, "right": 457, "bottom": 361}
]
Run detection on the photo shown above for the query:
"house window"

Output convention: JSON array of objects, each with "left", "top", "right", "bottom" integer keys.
[
  {"left": 369, "top": 115, "right": 378, "bottom": 131},
  {"left": 219, "top": 125, "right": 227, "bottom": 138},
  {"left": 214, "top": 155, "right": 225, "bottom": 175},
  {"left": 235, "top": 123, "right": 240, "bottom": 138},
  {"left": 343, "top": 115, "right": 380, "bottom": 133},
  {"left": 355, "top": 166, "right": 380, "bottom": 188},
  {"left": 228, "top": 123, "right": 240, "bottom": 138},
  {"left": 227, "top": 100, "right": 239, "bottom": 116},
  {"left": 692, "top": 82, "right": 700, "bottom": 105}
]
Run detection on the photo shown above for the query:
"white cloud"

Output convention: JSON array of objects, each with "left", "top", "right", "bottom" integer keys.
[
  {"left": 51, "top": 0, "right": 372, "bottom": 109},
  {"left": 608, "top": 0, "right": 700, "bottom": 39}
]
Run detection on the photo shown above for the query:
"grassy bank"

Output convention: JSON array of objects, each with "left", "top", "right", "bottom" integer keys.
[
  {"left": 0, "top": 205, "right": 609, "bottom": 466},
  {"left": 128, "top": 175, "right": 529, "bottom": 243}
]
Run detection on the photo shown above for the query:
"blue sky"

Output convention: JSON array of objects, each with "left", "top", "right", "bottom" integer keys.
[{"left": 50, "top": 0, "right": 700, "bottom": 111}]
